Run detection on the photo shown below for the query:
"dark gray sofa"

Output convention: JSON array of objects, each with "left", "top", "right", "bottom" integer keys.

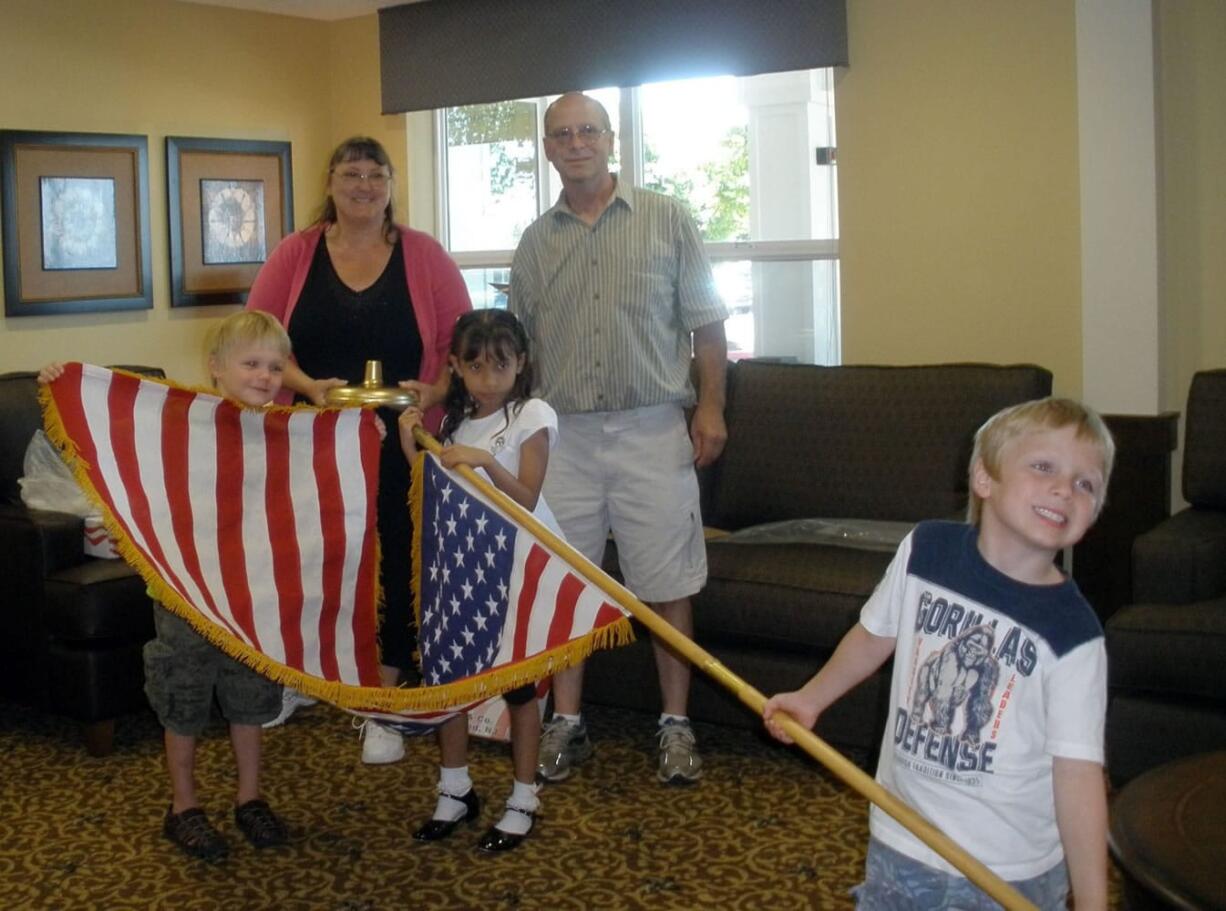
[
  {"left": 0, "top": 368, "right": 161, "bottom": 755},
  {"left": 584, "top": 360, "right": 1054, "bottom": 756},
  {"left": 1105, "top": 369, "right": 1226, "bottom": 786}
]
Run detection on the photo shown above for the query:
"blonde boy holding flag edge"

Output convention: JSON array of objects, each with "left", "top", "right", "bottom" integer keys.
[{"left": 765, "top": 398, "right": 1114, "bottom": 910}]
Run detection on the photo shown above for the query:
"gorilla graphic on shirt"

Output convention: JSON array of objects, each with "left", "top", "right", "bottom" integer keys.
[{"left": 910, "top": 623, "right": 999, "bottom": 746}]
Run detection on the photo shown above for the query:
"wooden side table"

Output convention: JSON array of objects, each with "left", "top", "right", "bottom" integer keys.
[{"left": 1108, "top": 751, "right": 1226, "bottom": 909}]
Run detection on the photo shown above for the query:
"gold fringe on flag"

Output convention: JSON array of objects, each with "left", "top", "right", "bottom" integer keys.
[{"left": 37, "top": 368, "right": 631, "bottom": 715}]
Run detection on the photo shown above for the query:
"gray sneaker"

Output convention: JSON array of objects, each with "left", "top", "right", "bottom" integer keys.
[
  {"left": 537, "top": 716, "right": 593, "bottom": 783},
  {"left": 656, "top": 719, "right": 703, "bottom": 785}
]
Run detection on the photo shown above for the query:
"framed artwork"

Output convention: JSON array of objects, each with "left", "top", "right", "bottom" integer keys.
[
  {"left": 166, "top": 137, "right": 293, "bottom": 307},
  {"left": 0, "top": 130, "right": 153, "bottom": 316}
]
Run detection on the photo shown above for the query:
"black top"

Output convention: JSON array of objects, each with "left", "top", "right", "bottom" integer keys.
[
  {"left": 286, "top": 234, "right": 423, "bottom": 670},
  {"left": 287, "top": 236, "right": 424, "bottom": 388}
]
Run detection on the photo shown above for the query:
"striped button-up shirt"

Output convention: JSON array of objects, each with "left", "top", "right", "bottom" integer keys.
[{"left": 509, "top": 179, "right": 727, "bottom": 415}]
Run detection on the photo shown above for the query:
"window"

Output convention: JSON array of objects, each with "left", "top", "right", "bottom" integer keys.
[
  {"left": 413, "top": 69, "right": 839, "bottom": 364},
  {"left": 442, "top": 101, "right": 538, "bottom": 254}
]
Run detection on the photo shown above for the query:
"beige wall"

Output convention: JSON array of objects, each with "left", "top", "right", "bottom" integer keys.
[
  {"left": 837, "top": 0, "right": 1084, "bottom": 392},
  {"left": 326, "top": 14, "right": 410, "bottom": 222},
  {"left": 0, "top": 0, "right": 395, "bottom": 385},
  {"left": 835, "top": 0, "right": 1225, "bottom": 409},
  {"left": 1157, "top": 0, "right": 1226, "bottom": 418}
]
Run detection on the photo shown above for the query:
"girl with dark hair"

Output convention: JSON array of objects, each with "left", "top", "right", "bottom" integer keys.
[
  {"left": 247, "top": 137, "right": 472, "bottom": 762},
  {"left": 398, "top": 308, "right": 557, "bottom": 853},
  {"left": 437, "top": 308, "right": 536, "bottom": 444}
]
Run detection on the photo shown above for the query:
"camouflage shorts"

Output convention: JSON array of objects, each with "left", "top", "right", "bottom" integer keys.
[{"left": 143, "top": 606, "right": 281, "bottom": 736}]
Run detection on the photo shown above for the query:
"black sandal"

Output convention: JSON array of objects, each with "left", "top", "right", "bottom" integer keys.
[
  {"left": 234, "top": 799, "right": 288, "bottom": 848},
  {"left": 163, "top": 806, "right": 228, "bottom": 861}
]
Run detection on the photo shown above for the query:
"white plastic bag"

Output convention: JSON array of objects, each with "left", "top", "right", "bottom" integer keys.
[
  {"left": 19, "top": 430, "right": 95, "bottom": 517},
  {"left": 19, "top": 431, "right": 119, "bottom": 558}
]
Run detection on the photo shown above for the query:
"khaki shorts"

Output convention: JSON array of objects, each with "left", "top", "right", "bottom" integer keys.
[
  {"left": 545, "top": 403, "right": 707, "bottom": 603},
  {"left": 143, "top": 605, "right": 282, "bottom": 736}
]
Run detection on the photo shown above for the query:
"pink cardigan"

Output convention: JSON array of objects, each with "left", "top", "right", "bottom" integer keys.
[{"left": 246, "top": 223, "right": 471, "bottom": 428}]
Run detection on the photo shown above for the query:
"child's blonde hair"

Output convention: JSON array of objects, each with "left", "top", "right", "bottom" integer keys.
[
  {"left": 204, "top": 310, "right": 291, "bottom": 385},
  {"left": 968, "top": 397, "right": 1115, "bottom": 524}
]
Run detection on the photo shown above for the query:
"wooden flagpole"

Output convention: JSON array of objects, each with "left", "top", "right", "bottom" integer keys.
[{"left": 414, "top": 427, "right": 1037, "bottom": 911}]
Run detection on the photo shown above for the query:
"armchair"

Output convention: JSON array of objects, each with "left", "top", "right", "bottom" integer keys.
[
  {"left": 1105, "top": 369, "right": 1226, "bottom": 786},
  {"left": 0, "top": 368, "right": 162, "bottom": 755}
]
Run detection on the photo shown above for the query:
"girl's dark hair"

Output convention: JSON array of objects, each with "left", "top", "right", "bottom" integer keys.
[
  {"left": 439, "top": 309, "right": 535, "bottom": 442},
  {"left": 314, "top": 136, "right": 398, "bottom": 243}
]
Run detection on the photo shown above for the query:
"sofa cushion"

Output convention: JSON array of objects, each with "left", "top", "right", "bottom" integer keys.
[
  {"left": 1183, "top": 369, "right": 1226, "bottom": 509},
  {"left": 697, "top": 541, "right": 894, "bottom": 651},
  {"left": 707, "top": 362, "right": 1052, "bottom": 529},
  {"left": 719, "top": 517, "right": 913, "bottom": 551},
  {"left": 1106, "top": 599, "right": 1226, "bottom": 702},
  {"left": 1106, "top": 694, "right": 1226, "bottom": 787},
  {"left": 1130, "top": 509, "right": 1226, "bottom": 605}
]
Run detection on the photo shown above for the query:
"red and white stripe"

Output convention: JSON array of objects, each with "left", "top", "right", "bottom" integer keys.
[
  {"left": 499, "top": 539, "right": 626, "bottom": 666},
  {"left": 49, "top": 364, "right": 383, "bottom": 687}
]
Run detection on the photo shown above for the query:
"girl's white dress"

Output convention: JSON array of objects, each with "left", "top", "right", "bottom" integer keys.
[{"left": 450, "top": 398, "right": 562, "bottom": 534}]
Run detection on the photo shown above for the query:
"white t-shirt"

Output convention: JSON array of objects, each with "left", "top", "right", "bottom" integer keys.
[
  {"left": 450, "top": 397, "right": 561, "bottom": 534},
  {"left": 861, "top": 521, "right": 1106, "bottom": 881}
]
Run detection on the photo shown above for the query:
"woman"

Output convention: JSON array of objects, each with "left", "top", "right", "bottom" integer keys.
[{"left": 247, "top": 136, "right": 471, "bottom": 763}]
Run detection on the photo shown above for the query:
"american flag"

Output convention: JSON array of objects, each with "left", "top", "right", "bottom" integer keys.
[
  {"left": 42, "top": 364, "right": 631, "bottom": 723},
  {"left": 42, "top": 363, "right": 385, "bottom": 693},
  {"left": 370, "top": 453, "right": 631, "bottom": 734}
]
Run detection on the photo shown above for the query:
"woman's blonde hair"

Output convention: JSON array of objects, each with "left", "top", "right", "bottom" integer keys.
[
  {"left": 204, "top": 310, "right": 291, "bottom": 385},
  {"left": 968, "top": 397, "right": 1115, "bottom": 524}
]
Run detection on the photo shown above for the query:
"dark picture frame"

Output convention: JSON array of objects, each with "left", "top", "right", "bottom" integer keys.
[
  {"left": 166, "top": 137, "right": 293, "bottom": 308},
  {"left": 1, "top": 130, "right": 153, "bottom": 317}
]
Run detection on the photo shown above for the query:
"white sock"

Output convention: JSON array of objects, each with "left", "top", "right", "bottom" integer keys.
[
  {"left": 553, "top": 712, "right": 582, "bottom": 727},
  {"left": 495, "top": 779, "right": 540, "bottom": 835},
  {"left": 659, "top": 713, "right": 689, "bottom": 726},
  {"left": 433, "top": 766, "right": 472, "bottom": 822}
]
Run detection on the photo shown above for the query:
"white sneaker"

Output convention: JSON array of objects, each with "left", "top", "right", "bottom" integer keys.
[
  {"left": 263, "top": 688, "right": 318, "bottom": 729},
  {"left": 359, "top": 720, "right": 405, "bottom": 765}
]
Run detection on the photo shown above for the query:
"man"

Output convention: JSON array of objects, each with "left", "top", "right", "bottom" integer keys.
[{"left": 510, "top": 92, "right": 729, "bottom": 786}]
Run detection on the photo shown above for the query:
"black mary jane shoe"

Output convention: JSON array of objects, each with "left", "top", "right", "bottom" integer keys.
[
  {"left": 413, "top": 789, "right": 481, "bottom": 842},
  {"left": 476, "top": 807, "right": 535, "bottom": 853}
]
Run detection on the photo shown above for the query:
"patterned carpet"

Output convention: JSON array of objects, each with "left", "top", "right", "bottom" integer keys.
[{"left": 0, "top": 701, "right": 1122, "bottom": 910}]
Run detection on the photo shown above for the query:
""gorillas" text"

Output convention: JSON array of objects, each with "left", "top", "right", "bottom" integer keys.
[{"left": 914, "top": 592, "right": 1037, "bottom": 676}]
